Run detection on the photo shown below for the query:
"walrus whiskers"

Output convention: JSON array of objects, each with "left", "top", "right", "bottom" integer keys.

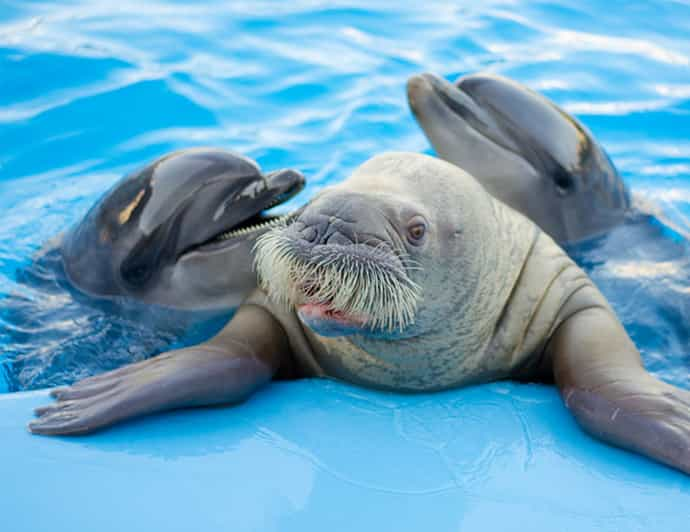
[{"left": 254, "top": 228, "right": 422, "bottom": 333}]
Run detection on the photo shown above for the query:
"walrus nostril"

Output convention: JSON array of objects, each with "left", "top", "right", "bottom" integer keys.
[
  {"left": 302, "top": 226, "right": 317, "bottom": 243},
  {"left": 324, "top": 231, "right": 353, "bottom": 246}
]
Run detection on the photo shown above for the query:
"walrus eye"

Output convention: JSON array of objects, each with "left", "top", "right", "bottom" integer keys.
[{"left": 406, "top": 217, "right": 427, "bottom": 245}]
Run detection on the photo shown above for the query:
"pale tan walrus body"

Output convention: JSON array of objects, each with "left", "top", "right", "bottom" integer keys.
[{"left": 30, "top": 153, "right": 690, "bottom": 476}]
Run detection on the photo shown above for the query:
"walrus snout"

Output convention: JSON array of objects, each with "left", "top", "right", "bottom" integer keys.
[{"left": 290, "top": 192, "right": 397, "bottom": 252}]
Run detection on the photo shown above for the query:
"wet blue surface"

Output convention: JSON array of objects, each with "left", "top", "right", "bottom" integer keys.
[
  {"left": 2, "top": 1, "right": 690, "bottom": 529},
  {"left": 2, "top": 381, "right": 690, "bottom": 531}
]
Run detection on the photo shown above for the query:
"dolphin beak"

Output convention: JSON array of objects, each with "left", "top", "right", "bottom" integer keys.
[
  {"left": 406, "top": 73, "right": 432, "bottom": 117},
  {"left": 407, "top": 72, "right": 527, "bottom": 162},
  {"left": 175, "top": 167, "right": 306, "bottom": 258},
  {"left": 408, "top": 72, "right": 486, "bottom": 127},
  {"left": 264, "top": 168, "right": 306, "bottom": 208}
]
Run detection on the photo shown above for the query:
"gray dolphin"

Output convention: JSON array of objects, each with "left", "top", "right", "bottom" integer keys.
[
  {"left": 60, "top": 148, "right": 305, "bottom": 310},
  {"left": 407, "top": 72, "right": 631, "bottom": 245}
]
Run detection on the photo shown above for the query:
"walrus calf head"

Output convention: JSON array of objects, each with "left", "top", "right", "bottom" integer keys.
[{"left": 256, "top": 152, "right": 531, "bottom": 347}]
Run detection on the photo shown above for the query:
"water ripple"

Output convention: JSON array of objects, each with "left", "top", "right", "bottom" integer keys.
[{"left": 1, "top": 0, "right": 690, "bottom": 390}]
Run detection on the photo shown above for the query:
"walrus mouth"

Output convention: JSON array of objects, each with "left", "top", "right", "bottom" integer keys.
[
  {"left": 254, "top": 227, "right": 422, "bottom": 334},
  {"left": 298, "top": 301, "right": 367, "bottom": 328},
  {"left": 295, "top": 277, "right": 369, "bottom": 325}
]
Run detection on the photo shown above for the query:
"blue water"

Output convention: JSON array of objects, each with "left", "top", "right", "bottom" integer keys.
[{"left": 2, "top": 0, "right": 690, "bottom": 392}]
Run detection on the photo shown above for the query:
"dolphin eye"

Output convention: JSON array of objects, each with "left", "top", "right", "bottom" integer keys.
[
  {"left": 121, "top": 245, "right": 157, "bottom": 287},
  {"left": 554, "top": 171, "right": 575, "bottom": 194},
  {"left": 406, "top": 216, "right": 427, "bottom": 245},
  {"left": 121, "top": 262, "right": 152, "bottom": 287}
]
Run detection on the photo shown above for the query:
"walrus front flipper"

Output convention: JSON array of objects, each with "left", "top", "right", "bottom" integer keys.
[
  {"left": 548, "top": 306, "right": 690, "bottom": 475},
  {"left": 28, "top": 304, "right": 293, "bottom": 435}
]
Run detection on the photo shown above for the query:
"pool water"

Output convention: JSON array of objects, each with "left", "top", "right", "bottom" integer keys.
[{"left": 2, "top": 0, "right": 690, "bottom": 392}]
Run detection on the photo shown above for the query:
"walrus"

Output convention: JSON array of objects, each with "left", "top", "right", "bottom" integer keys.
[
  {"left": 406, "top": 72, "right": 690, "bottom": 390},
  {"left": 29, "top": 153, "right": 690, "bottom": 476},
  {"left": 406, "top": 72, "right": 633, "bottom": 245},
  {"left": 60, "top": 147, "right": 305, "bottom": 310}
]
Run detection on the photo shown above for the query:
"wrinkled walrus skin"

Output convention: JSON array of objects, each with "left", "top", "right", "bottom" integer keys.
[{"left": 30, "top": 153, "right": 690, "bottom": 477}]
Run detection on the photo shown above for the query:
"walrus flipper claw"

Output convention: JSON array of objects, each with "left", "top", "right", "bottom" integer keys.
[
  {"left": 549, "top": 306, "right": 690, "bottom": 475},
  {"left": 29, "top": 303, "right": 292, "bottom": 435}
]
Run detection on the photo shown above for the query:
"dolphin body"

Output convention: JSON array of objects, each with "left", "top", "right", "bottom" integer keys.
[{"left": 61, "top": 148, "right": 305, "bottom": 311}]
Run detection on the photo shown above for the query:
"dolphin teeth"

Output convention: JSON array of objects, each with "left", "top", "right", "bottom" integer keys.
[{"left": 214, "top": 213, "right": 291, "bottom": 242}]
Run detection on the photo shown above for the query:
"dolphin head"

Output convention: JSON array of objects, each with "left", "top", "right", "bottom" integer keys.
[
  {"left": 407, "top": 72, "right": 630, "bottom": 244},
  {"left": 61, "top": 148, "right": 304, "bottom": 310}
]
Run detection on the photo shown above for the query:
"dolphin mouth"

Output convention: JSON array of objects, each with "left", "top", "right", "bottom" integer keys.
[
  {"left": 181, "top": 169, "right": 305, "bottom": 256},
  {"left": 193, "top": 212, "right": 291, "bottom": 252}
]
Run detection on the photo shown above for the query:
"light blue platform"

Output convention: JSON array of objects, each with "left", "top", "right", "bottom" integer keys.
[{"left": 2, "top": 380, "right": 689, "bottom": 532}]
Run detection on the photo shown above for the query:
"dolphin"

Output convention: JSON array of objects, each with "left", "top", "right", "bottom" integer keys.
[
  {"left": 407, "top": 72, "right": 632, "bottom": 245},
  {"left": 60, "top": 148, "right": 305, "bottom": 310}
]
